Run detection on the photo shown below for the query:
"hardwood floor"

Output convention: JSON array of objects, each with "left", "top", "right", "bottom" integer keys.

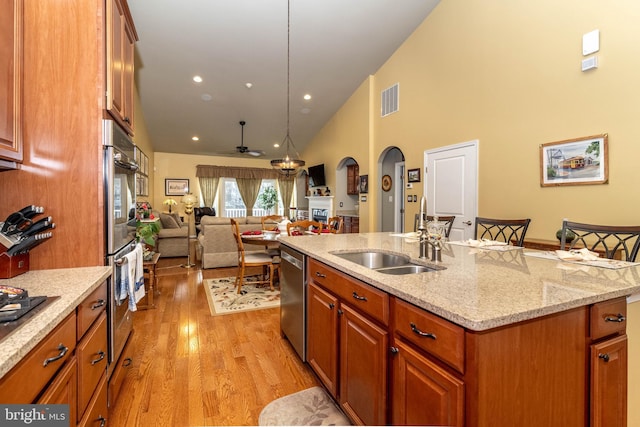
[{"left": 109, "top": 257, "right": 319, "bottom": 426}]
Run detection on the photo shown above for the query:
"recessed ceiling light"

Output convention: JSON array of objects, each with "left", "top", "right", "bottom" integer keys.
[
  {"left": 201, "top": 93, "right": 212, "bottom": 101},
  {"left": 192, "top": 136, "right": 199, "bottom": 141},
  {"left": 274, "top": 143, "right": 280, "bottom": 148},
  {"left": 301, "top": 108, "right": 311, "bottom": 114},
  {"left": 245, "top": 82, "right": 253, "bottom": 89},
  {"left": 303, "top": 94, "right": 311, "bottom": 100},
  {"left": 193, "top": 75, "right": 203, "bottom": 83}
]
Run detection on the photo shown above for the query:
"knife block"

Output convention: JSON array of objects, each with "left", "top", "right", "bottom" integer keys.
[{"left": 0, "top": 240, "right": 30, "bottom": 279}]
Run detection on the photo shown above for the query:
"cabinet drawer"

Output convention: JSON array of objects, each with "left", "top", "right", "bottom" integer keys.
[
  {"left": 78, "top": 373, "right": 108, "bottom": 427},
  {"left": 0, "top": 313, "right": 76, "bottom": 403},
  {"left": 37, "top": 357, "right": 78, "bottom": 426},
  {"left": 392, "top": 298, "right": 465, "bottom": 373},
  {"left": 108, "top": 330, "right": 134, "bottom": 407},
  {"left": 77, "top": 281, "right": 107, "bottom": 339},
  {"left": 77, "top": 311, "right": 107, "bottom": 417},
  {"left": 590, "top": 297, "right": 627, "bottom": 341},
  {"left": 309, "top": 259, "right": 389, "bottom": 325}
]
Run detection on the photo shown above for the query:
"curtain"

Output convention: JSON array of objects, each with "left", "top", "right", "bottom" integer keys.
[
  {"left": 196, "top": 165, "right": 280, "bottom": 179},
  {"left": 198, "top": 176, "right": 219, "bottom": 208},
  {"left": 278, "top": 176, "right": 295, "bottom": 215},
  {"left": 236, "top": 178, "right": 262, "bottom": 216}
]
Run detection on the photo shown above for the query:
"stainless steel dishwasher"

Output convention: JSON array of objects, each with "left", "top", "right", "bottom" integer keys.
[{"left": 280, "top": 244, "right": 306, "bottom": 361}]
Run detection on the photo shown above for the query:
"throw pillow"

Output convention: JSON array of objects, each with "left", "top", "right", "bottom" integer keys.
[
  {"left": 171, "top": 213, "right": 183, "bottom": 227},
  {"left": 160, "top": 213, "right": 180, "bottom": 229}
]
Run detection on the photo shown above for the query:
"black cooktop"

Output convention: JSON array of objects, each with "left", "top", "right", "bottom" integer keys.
[{"left": 0, "top": 295, "right": 60, "bottom": 342}]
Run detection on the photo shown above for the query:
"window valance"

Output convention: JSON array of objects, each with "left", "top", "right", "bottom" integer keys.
[{"left": 196, "top": 165, "right": 281, "bottom": 180}]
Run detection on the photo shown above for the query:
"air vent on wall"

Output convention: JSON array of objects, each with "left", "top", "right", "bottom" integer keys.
[{"left": 381, "top": 83, "right": 399, "bottom": 117}]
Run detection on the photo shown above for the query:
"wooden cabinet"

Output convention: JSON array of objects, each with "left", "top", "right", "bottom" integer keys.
[
  {"left": 347, "top": 164, "right": 359, "bottom": 195},
  {"left": 390, "top": 337, "right": 463, "bottom": 426},
  {"left": 307, "top": 259, "right": 389, "bottom": 425},
  {"left": 106, "top": 0, "right": 138, "bottom": 135},
  {"left": 37, "top": 357, "right": 78, "bottom": 426},
  {"left": 341, "top": 216, "right": 359, "bottom": 234},
  {"left": 589, "top": 297, "right": 628, "bottom": 427},
  {"left": 77, "top": 312, "right": 107, "bottom": 419},
  {"left": 108, "top": 331, "right": 135, "bottom": 407},
  {"left": 0, "top": 0, "right": 23, "bottom": 168}
]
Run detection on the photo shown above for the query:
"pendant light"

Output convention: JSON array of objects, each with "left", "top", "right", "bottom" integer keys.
[{"left": 271, "top": 0, "right": 305, "bottom": 176}]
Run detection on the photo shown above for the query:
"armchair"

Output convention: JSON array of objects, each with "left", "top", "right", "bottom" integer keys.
[{"left": 194, "top": 207, "right": 216, "bottom": 225}]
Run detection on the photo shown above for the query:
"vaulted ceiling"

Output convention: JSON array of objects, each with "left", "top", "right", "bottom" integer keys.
[{"left": 128, "top": 0, "right": 440, "bottom": 159}]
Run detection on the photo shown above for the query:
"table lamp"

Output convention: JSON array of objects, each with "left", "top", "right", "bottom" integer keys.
[{"left": 163, "top": 198, "right": 177, "bottom": 213}]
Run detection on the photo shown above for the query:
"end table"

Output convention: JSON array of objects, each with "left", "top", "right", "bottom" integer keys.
[{"left": 139, "top": 252, "right": 160, "bottom": 309}]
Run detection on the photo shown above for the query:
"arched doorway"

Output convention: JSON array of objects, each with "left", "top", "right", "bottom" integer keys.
[{"left": 377, "top": 147, "right": 404, "bottom": 232}]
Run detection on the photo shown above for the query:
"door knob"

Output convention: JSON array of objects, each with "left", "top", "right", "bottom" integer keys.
[{"left": 463, "top": 221, "right": 472, "bottom": 226}]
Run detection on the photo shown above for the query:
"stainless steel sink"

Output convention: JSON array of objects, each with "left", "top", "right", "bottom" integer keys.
[
  {"left": 331, "top": 250, "right": 441, "bottom": 274},
  {"left": 375, "top": 265, "right": 437, "bottom": 275},
  {"left": 332, "top": 251, "right": 410, "bottom": 269}
]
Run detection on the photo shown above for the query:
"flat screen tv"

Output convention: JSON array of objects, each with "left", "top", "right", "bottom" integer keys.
[{"left": 308, "top": 164, "right": 326, "bottom": 187}]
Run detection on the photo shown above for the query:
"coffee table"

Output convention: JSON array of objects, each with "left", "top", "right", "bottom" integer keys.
[{"left": 139, "top": 251, "right": 160, "bottom": 309}]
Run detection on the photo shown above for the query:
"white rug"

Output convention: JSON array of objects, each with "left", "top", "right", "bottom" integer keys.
[
  {"left": 203, "top": 276, "right": 280, "bottom": 316},
  {"left": 258, "top": 386, "right": 351, "bottom": 426}
]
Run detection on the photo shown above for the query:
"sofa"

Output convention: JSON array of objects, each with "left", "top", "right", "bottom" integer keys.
[
  {"left": 153, "top": 211, "right": 189, "bottom": 258},
  {"left": 197, "top": 216, "right": 265, "bottom": 269}
]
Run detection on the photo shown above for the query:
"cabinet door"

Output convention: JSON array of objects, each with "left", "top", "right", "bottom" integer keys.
[
  {"left": 339, "top": 303, "right": 388, "bottom": 426},
  {"left": 37, "top": 357, "right": 78, "bottom": 426},
  {"left": 347, "top": 164, "right": 359, "bottom": 195},
  {"left": 0, "top": 0, "right": 23, "bottom": 164},
  {"left": 391, "top": 337, "right": 463, "bottom": 426},
  {"left": 307, "top": 282, "right": 339, "bottom": 398},
  {"left": 591, "top": 334, "right": 627, "bottom": 427}
]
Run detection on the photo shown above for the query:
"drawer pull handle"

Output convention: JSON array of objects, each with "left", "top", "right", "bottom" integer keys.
[
  {"left": 352, "top": 292, "right": 367, "bottom": 301},
  {"left": 390, "top": 346, "right": 399, "bottom": 354},
  {"left": 43, "top": 344, "right": 68, "bottom": 367},
  {"left": 598, "top": 353, "right": 610, "bottom": 362},
  {"left": 328, "top": 303, "right": 335, "bottom": 309},
  {"left": 98, "top": 416, "right": 106, "bottom": 427},
  {"left": 91, "top": 299, "right": 106, "bottom": 310},
  {"left": 315, "top": 271, "right": 326, "bottom": 278},
  {"left": 123, "top": 357, "right": 133, "bottom": 367},
  {"left": 91, "top": 350, "right": 106, "bottom": 365},
  {"left": 410, "top": 323, "right": 437, "bottom": 340},
  {"left": 604, "top": 313, "right": 626, "bottom": 323}
]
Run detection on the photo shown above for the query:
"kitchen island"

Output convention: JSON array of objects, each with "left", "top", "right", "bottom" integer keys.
[{"left": 279, "top": 232, "right": 639, "bottom": 426}]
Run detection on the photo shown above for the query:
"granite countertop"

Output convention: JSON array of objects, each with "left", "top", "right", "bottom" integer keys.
[
  {"left": 0, "top": 266, "right": 112, "bottom": 378},
  {"left": 279, "top": 233, "right": 640, "bottom": 331}
]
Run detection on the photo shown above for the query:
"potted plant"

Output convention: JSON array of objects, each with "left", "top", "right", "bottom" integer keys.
[
  {"left": 257, "top": 186, "right": 278, "bottom": 214},
  {"left": 136, "top": 219, "right": 160, "bottom": 247}
]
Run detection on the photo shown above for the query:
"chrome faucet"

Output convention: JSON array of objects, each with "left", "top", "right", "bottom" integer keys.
[{"left": 417, "top": 196, "right": 442, "bottom": 262}]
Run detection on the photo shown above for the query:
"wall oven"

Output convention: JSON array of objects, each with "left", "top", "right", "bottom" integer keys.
[{"left": 103, "top": 119, "right": 137, "bottom": 376}]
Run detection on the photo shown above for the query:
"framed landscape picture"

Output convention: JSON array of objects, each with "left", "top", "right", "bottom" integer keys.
[
  {"left": 408, "top": 168, "right": 421, "bottom": 183},
  {"left": 165, "top": 178, "right": 189, "bottom": 195},
  {"left": 540, "top": 134, "right": 608, "bottom": 187}
]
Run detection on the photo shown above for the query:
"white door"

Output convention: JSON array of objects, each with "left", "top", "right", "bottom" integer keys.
[
  {"left": 394, "top": 162, "right": 405, "bottom": 232},
  {"left": 424, "top": 140, "right": 478, "bottom": 241}
]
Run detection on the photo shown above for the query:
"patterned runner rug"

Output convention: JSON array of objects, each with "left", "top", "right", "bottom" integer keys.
[
  {"left": 203, "top": 276, "right": 280, "bottom": 316},
  {"left": 258, "top": 386, "right": 351, "bottom": 426}
]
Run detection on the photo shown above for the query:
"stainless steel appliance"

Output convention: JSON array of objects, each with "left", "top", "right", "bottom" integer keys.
[
  {"left": 280, "top": 245, "right": 306, "bottom": 361},
  {"left": 103, "top": 119, "right": 137, "bottom": 376}
]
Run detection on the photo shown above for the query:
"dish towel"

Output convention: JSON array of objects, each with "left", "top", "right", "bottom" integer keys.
[{"left": 118, "top": 244, "right": 146, "bottom": 311}]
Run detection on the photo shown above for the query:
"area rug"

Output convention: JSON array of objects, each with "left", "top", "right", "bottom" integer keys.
[
  {"left": 258, "top": 386, "right": 351, "bottom": 426},
  {"left": 203, "top": 276, "right": 280, "bottom": 316}
]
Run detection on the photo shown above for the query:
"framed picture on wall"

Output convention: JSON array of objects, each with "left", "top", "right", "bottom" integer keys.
[
  {"left": 540, "top": 134, "right": 608, "bottom": 187},
  {"left": 359, "top": 175, "right": 369, "bottom": 193},
  {"left": 408, "top": 168, "right": 421, "bottom": 183},
  {"left": 165, "top": 178, "right": 189, "bottom": 195}
]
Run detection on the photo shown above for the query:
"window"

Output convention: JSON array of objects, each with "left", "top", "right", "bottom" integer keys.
[{"left": 219, "top": 178, "right": 283, "bottom": 217}]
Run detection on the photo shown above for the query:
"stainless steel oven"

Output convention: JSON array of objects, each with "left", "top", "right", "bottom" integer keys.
[{"left": 103, "top": 119, "right": 137, "bottom": 375}]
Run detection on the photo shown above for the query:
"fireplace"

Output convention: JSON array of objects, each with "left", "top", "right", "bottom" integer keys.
[{"left": 306, "top": 196, "right": 334, "bottom": 225}]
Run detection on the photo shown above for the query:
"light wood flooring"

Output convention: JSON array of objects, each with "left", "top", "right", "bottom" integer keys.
[{"left": 108, "top": 257, "right": 319, "bottom": 426}]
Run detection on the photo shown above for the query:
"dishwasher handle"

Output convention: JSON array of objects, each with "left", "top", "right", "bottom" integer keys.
[{"left": 281, "top": 251, "right": 303, "bottom": 270}]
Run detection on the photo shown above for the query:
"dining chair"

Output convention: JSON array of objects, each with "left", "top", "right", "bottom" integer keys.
[
  {"left": 560, "top": 220, "right": 640, "bottom": 262},
  {"left": 474, "top": 217, "right": 531, "bottom": 247},
  {"left": 287, "top": 220, "right": 323, "bottom": 236},
  {"left": 413, "top": 214, "right": 456, "bottom": 238},
  {"left": 261, "top": 215, "right": 286, "bottom": 231},
  {"left": 230, "top": 218, "right": 279, "bottom": 294},
  {"left": 325, "top": 216, "right": 343, "bottom": 234}
]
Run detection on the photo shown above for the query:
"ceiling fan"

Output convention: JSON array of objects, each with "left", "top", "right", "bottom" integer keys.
[{"left": 232, "top": 120, "right": 264, "bottom": 157}]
